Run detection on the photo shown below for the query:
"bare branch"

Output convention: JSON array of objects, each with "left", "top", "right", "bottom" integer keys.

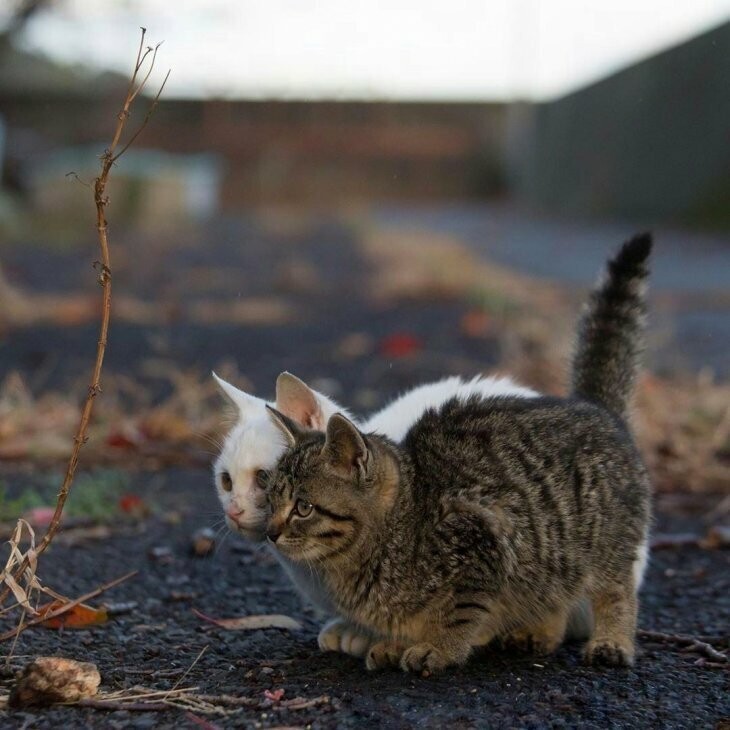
[
  {"left": 112, "top": 68, "right": 171, "bottom": 164},
  {"left": 0, "top": 28, "right": 168, "bottom": 617},
  {"left": 0, "top": 572, "right": 137, "bottom": 642},
  {"left": 129, "top": 42, "right": 165, "bottom": 104}
]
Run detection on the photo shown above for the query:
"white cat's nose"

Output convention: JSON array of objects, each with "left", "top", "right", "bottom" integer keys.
[{"left": 226, "top": 505, "right": 245, "bottom": 520}]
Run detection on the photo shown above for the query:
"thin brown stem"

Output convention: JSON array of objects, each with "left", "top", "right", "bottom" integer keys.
[
  {"left": 112, "top": 68, "right": 171, "bottom": 163},
  {"left": 638, "top": 629, "right": 728, "bottom": 664},
  {"left": 0, "top": 28, "right": 167, "bottom": 611}
]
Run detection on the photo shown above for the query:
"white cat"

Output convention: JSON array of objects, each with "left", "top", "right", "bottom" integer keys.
[{"left": 213, "top": 370, "right": 600, "bottom": 655}]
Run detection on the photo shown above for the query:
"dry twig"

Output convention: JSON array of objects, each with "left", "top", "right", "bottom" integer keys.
[
  {"left": 638, "top": 629, "right": 729, "bottom": 665},
  {"left": 0, "top": 571, "right": 137, "bottom": 642},
  {"left": 0, "top": 28, "right": 168, "bottom": 619}
]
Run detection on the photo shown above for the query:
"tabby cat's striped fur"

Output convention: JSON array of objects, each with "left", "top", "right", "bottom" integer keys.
[{"left": 266, "top": 235, "right": 653, "bottom": 672}]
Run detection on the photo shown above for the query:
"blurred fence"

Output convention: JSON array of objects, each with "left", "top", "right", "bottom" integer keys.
[{"left": 508, "top": 20, "right": 730, "bottom": 227}]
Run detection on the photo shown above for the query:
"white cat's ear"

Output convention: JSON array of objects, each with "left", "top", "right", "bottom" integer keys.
[
  {"left": 275, "top": 371, "right": 327, "bottom": 430},
  {"left": 266, "top": 405, "right": 308, "bottom": 448},
  {"left": 212, "top": 372, "right": 263, "bottom": 420},
  {"left": 323, "top": 413, "right": 370, "bottom": 479}
]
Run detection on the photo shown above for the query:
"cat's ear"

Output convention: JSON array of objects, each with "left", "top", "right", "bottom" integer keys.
[
  {"left": 323, "top": 413, "right": 370, "bottom": 479},
  {"left": 275, "top": 372, "right": 326, "bottom": 430},
  {"left": 266, "top": 405, "right": 309, "bottom": 448},
  {"left": 212, "top": 372, "right": 263, "bottom": 420}
]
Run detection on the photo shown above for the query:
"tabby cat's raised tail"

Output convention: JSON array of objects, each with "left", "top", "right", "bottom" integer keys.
[{"left": 571, "top": 233, "right": 652, "bottom": 418}]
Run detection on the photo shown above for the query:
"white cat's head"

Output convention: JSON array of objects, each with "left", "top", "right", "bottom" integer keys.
[{"left": 212, "top": 371, "right": 347, "bottom": 541}]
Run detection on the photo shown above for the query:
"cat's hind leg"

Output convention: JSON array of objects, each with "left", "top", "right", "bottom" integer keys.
[
  {"left": 318, "top": 616, "right": 372, "bottom": 658},
  {"left": 584, "top": 576, "right": 638, "bottom": 667}
]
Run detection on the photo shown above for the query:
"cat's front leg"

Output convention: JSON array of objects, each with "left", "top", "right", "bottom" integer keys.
[
  {"left": 399, "top": 635, "right": 475, "bottom": 675},
  {"left": 395, "top": 592, "right": 499, "bottom": 674},
  {"left": 318, "top": 616, "right": 372, "bottom": 658},
  {"left": 399, "top": 619, "right": 492, "bottom": 675}
]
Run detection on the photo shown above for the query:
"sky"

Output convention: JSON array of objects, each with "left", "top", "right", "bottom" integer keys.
[{"left": 8, "top": 0, "right": 730, "bottom": 100}]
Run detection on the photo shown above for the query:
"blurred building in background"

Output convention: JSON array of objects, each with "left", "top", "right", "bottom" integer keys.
[{"left": 1, "top": 17, "right": 729, "bottom": 229}]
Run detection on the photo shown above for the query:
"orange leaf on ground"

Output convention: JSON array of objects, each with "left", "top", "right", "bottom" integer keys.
[
  {"left": 118, "top": 494, "right": 145, "bottom": 515},
  {"left": 106, "top": 430, "right": 139, "bottom": 449},
  {"left": 192, "top": 608, "right": 301, "bottom": 631},
  {"left": 379, "top": 332, "right": 422, "bottom": 358},
  {"left": 38, "top": 601, "right": 108, "bottom": 629}
]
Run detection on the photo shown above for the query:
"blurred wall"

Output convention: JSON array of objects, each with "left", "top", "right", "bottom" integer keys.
[
  {"left": 0, "top": 90, "right": 506, "bottom": 209},
  {"left": 509, "top": 21, "right": 730, "bottom": 227}
]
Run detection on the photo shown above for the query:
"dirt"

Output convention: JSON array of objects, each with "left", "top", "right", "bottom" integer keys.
[{"left": 0, "top": 467, "right": 728, "bottom": 729}]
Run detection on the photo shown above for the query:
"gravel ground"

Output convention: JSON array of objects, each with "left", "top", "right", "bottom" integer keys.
[
  {"left": 1, "top": 210, "right": 728, "bottom": 727},
  {"left": 1, "top": 467, "right": 728, "bottom": 729}
]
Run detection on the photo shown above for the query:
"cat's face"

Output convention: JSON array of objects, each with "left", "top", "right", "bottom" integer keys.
[
  {"left": 212, "top": 372, "right": 343, "bottom": 541},
  {"left": 214, "top": 411, "right": 287, "bottom": 540},
  {"left": 266, "top": 410, "right": 394, "bottom": 563}
]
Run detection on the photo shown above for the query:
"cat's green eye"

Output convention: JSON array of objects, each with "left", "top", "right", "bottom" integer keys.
[
  {"left": 255, "top": 469, "right": 269, "bottom": 489},
  {"left": 294, "top": 499, "right": 313, "bottom": 518},
  {"left": 220, "top": 471, "right": 233, "bottom": 492}
]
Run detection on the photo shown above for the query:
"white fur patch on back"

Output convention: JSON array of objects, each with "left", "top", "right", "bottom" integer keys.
[{"left": 364, "top": 375, "right": 538, "bottom": 443}]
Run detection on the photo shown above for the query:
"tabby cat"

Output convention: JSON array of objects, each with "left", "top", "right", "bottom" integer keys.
[{"left": 265, "top": 235, "right": 653, "bottom": 672}]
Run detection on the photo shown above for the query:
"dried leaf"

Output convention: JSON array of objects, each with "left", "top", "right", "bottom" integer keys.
[
  {"left": 379, "top": 332, "right": 422, "bottom": 358},
  {"left": 192, "top": 608, "right": 302, "bottom": 631},
  {"left": 3, "top": 573, "right": 30, "bottom": 610},
  {"left": 119, "top": 494, "right": 148, "bottom": 517},
  {"left": 38, "top": 601, "right": 108, "bottom": 629}
]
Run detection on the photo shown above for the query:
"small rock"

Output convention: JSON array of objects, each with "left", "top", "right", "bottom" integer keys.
[
  {"left": 191, "top": 527, "right": 216, "bottom": 557},
  {"left": 102, "top": 601, "right": 138, "bottom": 616},
  {"left": 9, "top": 657, "right": 100, "bottom": 708},
  {"left": 148, "top": 546, "right": 173, "bottom": 564}
]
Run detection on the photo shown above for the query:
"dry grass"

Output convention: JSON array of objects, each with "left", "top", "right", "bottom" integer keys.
[
  {"left": 1, "top": 355, "right": 727, "bottom": 496},
  {"left": 635, "top": 371, "right": 730, "bottom": 493},
  {"left": 1, "top": 221, "right": 727, "bottom": 496},
  {"left": 361, "top": 225, "right": 565, "bottom": 311},
  {"left": 0, "top": 366, "right": 233, "bottom": 467}
]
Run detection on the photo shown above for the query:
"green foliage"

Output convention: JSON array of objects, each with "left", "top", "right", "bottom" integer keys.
[
  {"left": 0, "top": 469, "right": 133, "bottom": 523},
  {"left": 0, "top": 482, "right": 46, "bottom": 519}
]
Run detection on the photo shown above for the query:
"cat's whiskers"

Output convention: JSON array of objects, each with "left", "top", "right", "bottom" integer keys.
[{"left": 213, "top": 526, "right": 231, "bottom": 557}]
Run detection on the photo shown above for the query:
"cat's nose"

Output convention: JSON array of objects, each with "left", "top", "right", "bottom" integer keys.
[
  {"left": 226, "top": 506, "right": 244, "bottom": 519},
  {"left": 266, "top": 529, "right": 281, "bottom": 543}
]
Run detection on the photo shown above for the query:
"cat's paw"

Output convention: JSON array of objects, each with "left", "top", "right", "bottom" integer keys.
[
  {"left": 317, "top": 617, "right": 347, "bottom": 653},
  {"left": 318, "top": 617, "right": 371, "bottom": 657},
  {"left": 339, "top": 626, "right": 371, "bottom": 657},
  {"left": 365, "top": 640, "right": 404, "bottom": 671},
  {"left": 399, "top": 643, "right": 449, "bottom": 675},
  {"left": 583, "top": 639, "right": 635, "bottom": 667}
]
